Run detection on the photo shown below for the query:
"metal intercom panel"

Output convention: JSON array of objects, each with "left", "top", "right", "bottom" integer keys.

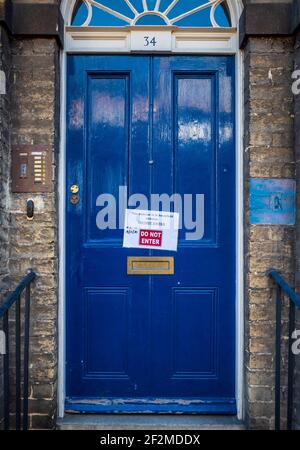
[{"left": 12, "top": 145, "right": 52, "bottom": 193}]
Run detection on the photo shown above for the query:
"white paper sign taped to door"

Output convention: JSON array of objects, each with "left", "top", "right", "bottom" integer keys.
[{"left": 123, "top": 209, "right": 179, "bottom": 252}]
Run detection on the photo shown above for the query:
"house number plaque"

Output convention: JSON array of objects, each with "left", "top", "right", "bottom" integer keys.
[{"left": 131, "top": 30, "right": 172, "bottom": 52}]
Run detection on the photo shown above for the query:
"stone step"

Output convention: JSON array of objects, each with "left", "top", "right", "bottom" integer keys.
[{"left": 57, "top": 414, "right": 246, "bottom": 430}]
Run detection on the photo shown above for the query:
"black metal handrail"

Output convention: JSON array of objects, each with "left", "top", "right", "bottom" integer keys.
[
  {"left": 0, "top": 270, "right": 36, "bottom": 430},
  {"left": 267, "top": 269, "right": 300, "bottom": 431}
]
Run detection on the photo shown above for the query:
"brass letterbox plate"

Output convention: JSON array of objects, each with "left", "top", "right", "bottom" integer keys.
[{"left": 127, "top": 257, "right": 174, "bottom": 275}]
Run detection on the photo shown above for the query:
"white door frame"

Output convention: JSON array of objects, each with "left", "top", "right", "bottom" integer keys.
[{"left": 58, "top": 0, "right": 244, "bottom": 419}]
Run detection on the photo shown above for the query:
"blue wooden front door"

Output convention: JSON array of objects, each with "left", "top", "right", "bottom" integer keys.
[{"left": 66, "top": 55, "right": 236, "bottom": 413}]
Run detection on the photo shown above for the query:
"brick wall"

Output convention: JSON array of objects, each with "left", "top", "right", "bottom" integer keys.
[
  {"left": 294, "top": 30, "right": 300, "bottom": 431},
  {"left": 243, "top": 36, "right": 295, "bottom": 429},
  {"left": 0, "top": 23, "right": 11, "bottom": 429},
  {"left": 0, "top": 26, "right": 11, "bottom": 299},
  {"left": 8, "top": 37, "right": 60, "bottom": 429}
]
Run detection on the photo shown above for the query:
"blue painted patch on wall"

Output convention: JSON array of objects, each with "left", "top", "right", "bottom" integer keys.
[{"left": 250, "top": 178, "right": 296, "bottom": 225}]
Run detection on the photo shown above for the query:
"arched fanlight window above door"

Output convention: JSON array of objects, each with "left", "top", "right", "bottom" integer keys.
[
  {"left": 63, "top": 0, "right": 242, "bottom": 53},
  {"left": 71, "top": 0, "right": 232, "bottom": 28}
]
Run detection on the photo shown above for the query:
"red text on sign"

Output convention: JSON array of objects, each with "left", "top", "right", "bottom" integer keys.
[{"left": 139, "top": 229, "right": 163, "bottom": 247}]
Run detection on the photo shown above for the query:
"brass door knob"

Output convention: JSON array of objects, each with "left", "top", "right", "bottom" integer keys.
[{"left": 70, "top": 184, "right": 79, "bottom": 194}]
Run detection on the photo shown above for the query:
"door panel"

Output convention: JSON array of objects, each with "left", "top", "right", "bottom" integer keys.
[
  {"left": 87, "top": 75, "right": 129, "bottom": 244},
  {"left": 150, "top": 57, "right": 235, "bottom": 399},
  {"left": 175, "top": 75, "right": 216, "bottom": 245},
  {"left": 171, "top": 288, "right": 218, "bottom": 376},
  {"left": 84, "top": 288, "right": 131, "bottom": 376},
  {"left": 66, "top": 55, "right": 236, "bottom": 412},
  {"left": 66, "top": 56, "right": 151, "bottom": 399}
]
